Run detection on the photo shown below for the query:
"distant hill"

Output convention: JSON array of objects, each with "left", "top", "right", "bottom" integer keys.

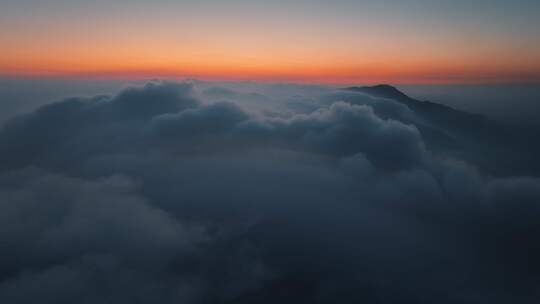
[
  {"left": 344, "top": 85, "right": 487, "bottom": 129},
  {"left": 343, "top": 85, "right": 540, "bottom": 177}
]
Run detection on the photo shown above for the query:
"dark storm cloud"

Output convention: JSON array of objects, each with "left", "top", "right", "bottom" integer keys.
[{"left": 0, "top": 81, "right": 539, "bottom": 303}]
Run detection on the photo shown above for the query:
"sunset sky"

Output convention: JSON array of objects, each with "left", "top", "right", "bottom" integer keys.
[{"left": 2, "top": 0, "right": 540, "bottom": 83}]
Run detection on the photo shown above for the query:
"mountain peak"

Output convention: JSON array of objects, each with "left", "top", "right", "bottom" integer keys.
[{"left": 343, "top": 84, "right": 412, "bottom": 102}]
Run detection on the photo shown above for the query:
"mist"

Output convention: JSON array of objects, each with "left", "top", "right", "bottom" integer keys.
[{"left": 0, "top": 79, "right": 539, "bottom": 303}]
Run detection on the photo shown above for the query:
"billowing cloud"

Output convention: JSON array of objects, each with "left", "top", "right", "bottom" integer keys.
[{"left": 0, "top": 81, "right": 539, "bottom": 303}]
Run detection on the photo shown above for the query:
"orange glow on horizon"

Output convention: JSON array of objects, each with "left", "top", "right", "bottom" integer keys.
[
  {"left": 2, "top": 16, "right": 539, "bottom": 84},
  {"left": 2, "top": 33, "right": 540, "bottom": 84},
  {"left": 3, "top": 61, "right": 540, "bottom": 84}
]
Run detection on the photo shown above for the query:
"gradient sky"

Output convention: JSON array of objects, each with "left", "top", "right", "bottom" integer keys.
[{"left": 1, "top": 0, "right": 540, "bottom": 83}]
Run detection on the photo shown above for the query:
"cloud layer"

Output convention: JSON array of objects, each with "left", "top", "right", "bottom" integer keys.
[{"left": 0, "top": 81, "right": 539, "bottom": 303}]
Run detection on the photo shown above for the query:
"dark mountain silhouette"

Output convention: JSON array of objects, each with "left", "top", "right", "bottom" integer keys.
[
  {"left": 344, "top": 85, "right": 540, "bottom": 176},
  {"left": 346, "top": 84, "right": 411, "bottom": 102},
  {"left": 345, "top": 84, "right": 486, "bottom": 129}
]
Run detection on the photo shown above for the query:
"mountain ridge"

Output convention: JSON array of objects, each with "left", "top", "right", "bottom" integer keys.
[
  {"left": 343, "top": 84, "right": 485, "bottom": 122},
  {"left": 341, "top": 84, "right": 540, "bottom": 176}
]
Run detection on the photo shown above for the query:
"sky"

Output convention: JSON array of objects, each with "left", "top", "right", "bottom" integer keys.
[{"left": 1, "top": 0, "right": 540, "bottom": 83}]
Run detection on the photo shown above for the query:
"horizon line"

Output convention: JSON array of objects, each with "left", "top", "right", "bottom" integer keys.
[{"left": 2, "top": 70, "right": 540, "bottom": 86}]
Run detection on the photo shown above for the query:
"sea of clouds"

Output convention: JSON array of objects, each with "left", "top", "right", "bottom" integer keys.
[{"left": 0, "top": 81, "right": 539, "bottom": 303}]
